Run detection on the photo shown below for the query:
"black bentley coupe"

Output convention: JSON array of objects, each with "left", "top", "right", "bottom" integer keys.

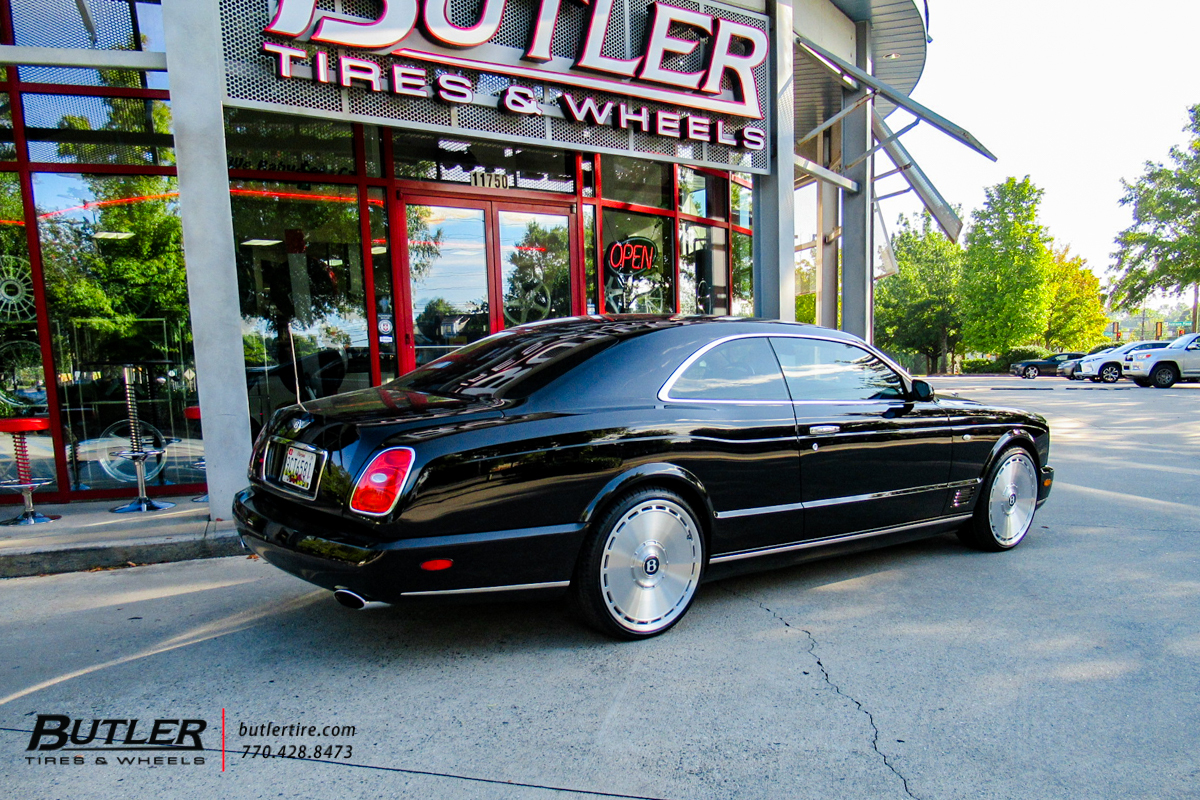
[{"left": 235, "top": 317, "right": 1053, "bottom": 639}]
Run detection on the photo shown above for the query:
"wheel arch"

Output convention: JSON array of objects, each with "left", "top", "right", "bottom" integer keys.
[
  {"left": 984, "top": 429, "right": 1042, "bottom": 476},
  {"left": 581, "top": 464, "right": 716, "bottom": 549}
]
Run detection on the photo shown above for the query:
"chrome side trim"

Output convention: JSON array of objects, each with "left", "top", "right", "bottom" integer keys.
[
  {"left": 717, "top": 501, "right": 806, "bottom": 520},
  {"left": 710, "top": 514, "right": 973, "bottom": 565},
  {"left": 401, "top": 580, "right": 571, "bottom": 597},
  {"left": 715, "top": 480, "right": 955, "bottom": 519}
]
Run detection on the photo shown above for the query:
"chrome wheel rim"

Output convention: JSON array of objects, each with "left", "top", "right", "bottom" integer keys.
[
  {"left": 1024, "top": 367, "right": 1037, "bottom": 378},
  {"left": 987, "top": 452, "right": 1037, "bottom": 547},
  {"left": 601, "top": 499, "right": 702, "bottom": 635},
  {"left": 1101, "top": 365, "right": 1119, "bottom": 382},
  {"left": 1154, "top": 368, "right": 1174, "bottom": 387}
]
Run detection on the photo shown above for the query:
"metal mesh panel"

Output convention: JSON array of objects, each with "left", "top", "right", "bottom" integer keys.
[
  {"left": 18, "top": 66, "right": 143, "bottom": 88},
  {"left": 11, "top": 0, "right": 135, "bottom": 50},
  {"left": 602, "top": 0, "right": 628, "bottom": 60},
  {"left": 459, "top": 103, "right": 546, "bottom": 140},
  {"left": 22, "top": 93, "right": 173, "bottom": 166},
  {"left": 550, "top": 3, "right": 587, "bottom": 60}
]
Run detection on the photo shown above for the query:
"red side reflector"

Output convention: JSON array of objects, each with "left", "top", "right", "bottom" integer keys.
[
  {"left": 349, "top": 448, "right": 415, "bottom": 516},
  {"left": 420, "top": 559, "right": 453, "bottom": 571}
]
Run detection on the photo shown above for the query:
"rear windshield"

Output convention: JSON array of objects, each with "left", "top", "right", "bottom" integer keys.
[{"left": 389, "top": 326, "right": 618, "bottom": 400}]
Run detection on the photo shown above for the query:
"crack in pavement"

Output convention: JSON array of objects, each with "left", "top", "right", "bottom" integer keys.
[{"left": 723, "top": 586, "right": 921, "bottom": 800}]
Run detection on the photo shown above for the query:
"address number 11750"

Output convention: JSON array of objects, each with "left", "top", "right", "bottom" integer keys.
[{"left": 470, "top": 172, "right": 510, "bottom": 189}]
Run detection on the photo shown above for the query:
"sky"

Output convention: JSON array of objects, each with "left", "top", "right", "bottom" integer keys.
[{"left": 796, "top": 0, "right": 1200, "bottom": 303}]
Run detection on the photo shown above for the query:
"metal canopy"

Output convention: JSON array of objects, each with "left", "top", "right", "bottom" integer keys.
[
  {"left": 797, "top": 34, "right": 997, "bottom": 162},
  {"left": 872, "top": 110, "right": 964, "bottom": 242}
]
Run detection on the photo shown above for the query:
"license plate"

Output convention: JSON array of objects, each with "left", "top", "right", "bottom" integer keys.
[{"left": 280, "top": 446, "right": 318, "bottom": 492}]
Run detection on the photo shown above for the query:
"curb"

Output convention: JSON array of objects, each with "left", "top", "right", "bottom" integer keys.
[{"left": 0, "top": 530, "right": 245, "bottom": 579}]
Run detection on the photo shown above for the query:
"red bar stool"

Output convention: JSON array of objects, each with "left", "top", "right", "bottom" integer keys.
[
  {"left": 0, "top": 416, "right": 60, "bottom": 526},
  {"left": 185, "top": 405, "right": 207, "bottom": 503}
]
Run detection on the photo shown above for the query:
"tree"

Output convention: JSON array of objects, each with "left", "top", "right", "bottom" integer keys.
[
  {"left": 1040, "top": 247, "right": 1109, "bottom": 350},
  {"left": 874, "top": 212, "right": 965, "bottom": 373},
  {"left": 503, "top": 220, "right": 570, "bottom": 325},
  {"left": 962, "top": 177, "right": 1054, "bottom": 354},
  {"left": 1111, "top": 104, "right": 1200, "bottom": 325}
]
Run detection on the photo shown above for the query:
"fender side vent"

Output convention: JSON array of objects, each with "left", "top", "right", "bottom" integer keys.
[{"left": 952, "top": 486, "right": 977, "bottom": 508}]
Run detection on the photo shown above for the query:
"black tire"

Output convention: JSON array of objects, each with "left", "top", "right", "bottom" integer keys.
[
  {"left": 1022, "top": 366, "right": 1038, "bottom": 379},
  {"left": 1151, "top": 364, "right": 1178, "bottom": 388},
  {"left": 571, "top": 487, "right": 705, "bottom": 640},
  {"left": 1099, "top": 363, "right": 1121, "bottom": 383},
  {"left": 958, "top": 448, "right": 1039, "bottom": 552},
  {"left": 1133, "top": 378, "right": 1152, "bottom": 388}
]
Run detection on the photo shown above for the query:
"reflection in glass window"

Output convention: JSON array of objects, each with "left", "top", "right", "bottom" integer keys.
[
  {"left": 231, "top": 181, "right": 371, "bottom": 433},
  {"left": 601, "top": 210, "right": 674, "bottom": 314},
  {"left": 678, "top": 167, "right": 729, "bottom": 220},
  {"left": 769, "top": 338, "right": 904, "bottom": 401},
  {"left": 0, "top": 95, "right": 14, "bottom": 161},
  {"left": 407, "top": 205, "right": 489, "bottom": 366},
  {"left": 600, "top": 156, "right": 672, "bottom": 209},
  {"left": 0, "top": 173, "right": 54, "bottom": 490},
  {"left": 393, "top": 134, "right": 574, "bottom": 192},
  {"left": 732, "top": 231, "right": 753, "bottom": 316},
  {"left": 34, "top": 172, "right": 197, "bottom": 491},
  {"left": 225, "top": 108, "right": 355, "bottom": 176},
  {"left": 24, "top": 93, "right": 173, "bottom": 166},
  {"left": 732, "top": 174, "right": 753, "bottom": 228},
  {"left": 12, "top": 0, "right": 165, "bottom": 52},
  {"left": 368, "top": 188, "right": 396, "bottom": 380},
  {"left": 670, "top": 338, "right": 788, "bottom": 401},
  {"left": 584, "top": 205, "right": 597, "bottom": 315},
  {"left": 499, "top": 211, "right": 571, "bottom": 327},
  {"left": 679, "top": 223, "right": 728, "bottom": 315}
]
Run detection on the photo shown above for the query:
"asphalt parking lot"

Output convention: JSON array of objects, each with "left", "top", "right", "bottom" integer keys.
[{"left": 2, "top": 375, "right": 1197, "bottom": 800}]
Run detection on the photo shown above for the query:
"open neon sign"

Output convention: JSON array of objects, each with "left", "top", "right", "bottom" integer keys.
[{"left": 605, "top": 237, "right": 657, "bottom": 274}]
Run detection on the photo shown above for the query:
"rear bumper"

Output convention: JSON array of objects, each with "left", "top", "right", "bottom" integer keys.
[
  {"left": 234, "top": 487, "right": 585, "bottom": 603},
  {"left": 1037, "top": 466, "right": 1054, "bottom": 507}
]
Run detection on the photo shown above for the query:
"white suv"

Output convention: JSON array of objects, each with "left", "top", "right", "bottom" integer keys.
[
  {"left": 1076, "top": 340, "right": 1167, "bottom": 383},
  {"left": 1127, "top": 332, "right": 1200, "bottom": 388}
]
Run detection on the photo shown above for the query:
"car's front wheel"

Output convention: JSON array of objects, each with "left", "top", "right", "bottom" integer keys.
[
  {"left": 959, "top": 448, "right": 1039, "bottom": 552},
  {"left": 572, "top": 487, "right": 704, "bottom": 640},
  {"left": 1099, "top": 363, "right": 1121, "bottom": 383},
  {"left": 1023, "top": 366, "right": 1038, "bottom": 379},
  {"left": 1151, "top": 364, "right": 1178, "bottom": 388}
]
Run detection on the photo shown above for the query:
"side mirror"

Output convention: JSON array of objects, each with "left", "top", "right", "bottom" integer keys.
[{"left": 910, "top": 379, "right": 935, "bottom": 402}]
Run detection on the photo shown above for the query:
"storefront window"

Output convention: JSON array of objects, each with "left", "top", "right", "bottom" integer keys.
[
  {"left": 231, "top": 181, "right": 370, "bottom": 434},
  {"left": 584, "top": 205, "right": 597, "bottom": 315},
  {"left": 601, "top": 210, "right": 674, "bottom": 314},
  {"left": 407, "top": 205, "right": 489, "bottom": 365},
  {"left": 732, "top": 231, "right": 754, "bottom": 316},
  {"left": 600, "top": 156, "right": 672, "bottom": 209},
  {"left": 679, "top": 223, "right": 728, "bottom": 315},
  {"left": 225, "top": 108, "right": 355, "bottom": 176},
  {"left": 499, "top": 210, "right": 571, "bottom": 327},
  {"left": 394, "top": 134, "right": 574, "bottom": 193},
  {"left": 369, "top": 188, "right": 397, "bottom": 380},
  {"left": 34, "top": 172, "right": 196, "bottom": 491},
  {"left": 679, "top": 168, "right": 729, "bottom": 220},
  {"left": 0, "top": 172, "right": 53, "bottom": 490},
  {"left": 23, "top": 93, "right": 173, "bottom": 166},
  {"left": 732, "top": 175, "right": 753, "bottom": 229},
  {"left": 0, "top": 96, "right": 15, "bottom": 162},
  {"left": 11, "top": 0, "right": 166, "bottom": 52}
]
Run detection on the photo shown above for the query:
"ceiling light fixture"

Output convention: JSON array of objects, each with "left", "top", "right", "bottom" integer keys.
[
  {"left": 93, "top": 231, "right": 135, "bottom": 240},
  {"left": 240, "top": 239, "right": 282, "bottom": 246}
]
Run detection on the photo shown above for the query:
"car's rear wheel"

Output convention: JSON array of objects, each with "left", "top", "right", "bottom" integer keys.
[
  {"left": 1151, "top": 364, "right": 1178, "bottom": 388},
  {"left": 572, "top": 488, "right": 704, "bottom": 640},
  {"left": 1099, "top": 363, "right": 1121, "bottom": 383},
  {"left": 959, "top": 448, "right": 1038, "bottom": 552},
  {"left": 1023, "top": 366, "right": 1038, "bottom": 379}
]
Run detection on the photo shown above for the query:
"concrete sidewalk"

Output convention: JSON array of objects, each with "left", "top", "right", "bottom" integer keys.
[{"left": 0, "top": 497, "right": 242, "bottom": 578}]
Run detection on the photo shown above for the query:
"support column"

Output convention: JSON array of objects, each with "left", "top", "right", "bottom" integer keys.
[
  {"left": 840, "top": 20, "right": 873, "bottom": 340},
  {"left": 815, "top": 131, "right": 839, "bottom": 328},
  {"left": 162, "top": 0, "right": 252, "bottom": 521},
  {"left": 752, "top": 0, "right": 795, "bottom": 321}
]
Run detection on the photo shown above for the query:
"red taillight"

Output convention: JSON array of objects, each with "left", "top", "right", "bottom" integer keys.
[
  {"left": 349, "top": 448, "right": 416, "bottom": 516},
  {"left": 420, "top": 559, "right": 453, "bottom": 571}
]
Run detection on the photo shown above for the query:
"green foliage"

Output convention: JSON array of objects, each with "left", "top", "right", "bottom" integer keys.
[
  {"left": 503, "top": 220, "right": 570, "bottom": 325},
  {"left": 962, "top": 358, "right": 997, "bottom": 374},
  {"left": 1041, "top": 247, "right": 1110, "bottom": 350},
  {"left": 874, "top": 212, "right": 965, "bottom": 373},
  {"left": 1111, "top": 105, "right": 1200, "bottom": 308},
  {"left": 962, "top": 177, "right": 1053, "bottom": 355}
]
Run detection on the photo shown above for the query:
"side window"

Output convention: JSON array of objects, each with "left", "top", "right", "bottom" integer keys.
[
  {"left": 668, "top": 337, "right": 789, "bottom": 401},
  {"left": 769, "top": 337, "right": 905, "bottom": 401}
]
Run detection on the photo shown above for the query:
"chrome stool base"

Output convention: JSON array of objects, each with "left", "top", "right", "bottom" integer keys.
[
  {"left": 2, "top": 509, "right": 61, "bottom": 526},
  {"left": 112, "top": 497, "right": 176, "bottom": 514}
]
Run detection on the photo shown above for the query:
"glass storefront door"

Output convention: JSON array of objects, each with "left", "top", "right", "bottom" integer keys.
[{"left": 397, "top": 194, "right": 575, "bottom": 368}]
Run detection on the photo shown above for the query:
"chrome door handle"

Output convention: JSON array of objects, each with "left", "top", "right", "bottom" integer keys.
[{"left": 810, "top": 425, "right": 840, "bottom": 435}]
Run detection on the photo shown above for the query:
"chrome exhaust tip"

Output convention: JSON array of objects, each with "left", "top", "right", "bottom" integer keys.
[{"left": 333, "top": 589, "right": 369, "bottom": 610}]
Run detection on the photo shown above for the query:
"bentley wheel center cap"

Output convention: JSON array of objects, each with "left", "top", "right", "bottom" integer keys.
[{"left": 632, "top": 542, "right": 667, "bottom": 588}]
